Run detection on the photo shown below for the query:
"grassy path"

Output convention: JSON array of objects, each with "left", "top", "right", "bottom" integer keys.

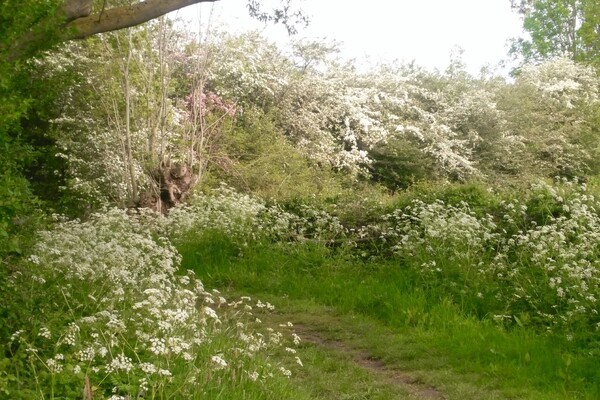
[
  {"left": 294, "top": 324, "right": 445, "bottom": 399},
  {"left": 178, "top": 234, "right": 599, "bottom": 399},
  {"left": 252, "top": 298, "right": 512, "bottom": 400}
]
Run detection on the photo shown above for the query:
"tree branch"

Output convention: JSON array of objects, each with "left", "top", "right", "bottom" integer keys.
[
  {"left": 5, "top": 0, "right": 218, "bottom": 61},
  {"left": 66, "top": 0, "right": 219, "bottom": 40},
  {"left": 5, "top": 0, "right": 305, "bottom": 62}
]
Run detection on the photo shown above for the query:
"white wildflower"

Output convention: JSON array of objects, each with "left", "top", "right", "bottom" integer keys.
[
  {"left": 203, "top": 306, "right": 219, "bottom": 321},
  {"left": 106, "top": 354, "right": 133, "bottom": 373},
  {"left": 211, "top": 355, "right": 228, "bottom": 370},
  {"left": 46, "top": 358, "right": 63, "bottom": 373},
  {"left": 38, "top": 327, "right": 51, "bottom": 339}
]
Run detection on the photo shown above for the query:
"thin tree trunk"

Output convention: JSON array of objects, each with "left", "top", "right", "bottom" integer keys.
[
  {"left": 124, "top": 29, "right": 138, "bottom": 203},
  {"left": 571, "top": 0, "right": 579, "bottom": 59}
]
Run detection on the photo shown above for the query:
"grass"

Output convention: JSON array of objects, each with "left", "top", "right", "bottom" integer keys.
[{"left": 177, "top": 231, "right": 600, "bottom": 399}]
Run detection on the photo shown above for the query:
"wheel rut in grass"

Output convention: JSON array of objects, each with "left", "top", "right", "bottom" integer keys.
[{"left": 295, "top": 324, "right": 446, "bottom": 399}]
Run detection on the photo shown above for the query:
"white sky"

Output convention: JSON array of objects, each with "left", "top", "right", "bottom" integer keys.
[{"left": 173, "top": 0, "right": 526, "bottom": 75}]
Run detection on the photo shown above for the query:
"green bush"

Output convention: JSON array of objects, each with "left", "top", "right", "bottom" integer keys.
[{"left": 206, "top": 108, "right": 348, "bottom": 202}]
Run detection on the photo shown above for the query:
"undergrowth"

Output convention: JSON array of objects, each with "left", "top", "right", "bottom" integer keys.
[
  {"left": 4, "top": 179, "right": 600, "bottom": 398},
  {"left": 1, "top": 209, "right": 303, "bottom": 399}
]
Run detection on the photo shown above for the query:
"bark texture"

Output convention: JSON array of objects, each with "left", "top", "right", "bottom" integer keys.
[
  {"left": 66, "top": 0, "right": 218, "bottom": 40},
  {"left": 138, "top": 159, "right": 198, "bottom": 214},
  {"left": 59, "top": 0, "right": 94, "bottom": 23},
  {"left": 7, "top": 0, "right": 218, "bottom": 61}
]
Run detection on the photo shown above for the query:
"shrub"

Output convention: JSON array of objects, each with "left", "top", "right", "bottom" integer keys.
[
  {"left": 2, "top": 209, "right": 301, "bottom": 399},
  {"left": 374, "top": 179, "right": 600, "bottom": 338}
]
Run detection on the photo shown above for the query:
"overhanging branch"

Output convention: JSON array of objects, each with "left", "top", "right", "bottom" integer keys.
[
  {"left": 5, "top": 0, "right": 305, "bottom": 62},
  {"left": 5, "top": 0, "right": 218, "bottom": 61},
  {"left": 66, "top": 0, "right": 219, "bottom": 40}
]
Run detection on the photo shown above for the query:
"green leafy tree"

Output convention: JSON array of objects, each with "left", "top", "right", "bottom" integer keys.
[{"left": 510, "top": 0, "right": 600, "bottom": 64}]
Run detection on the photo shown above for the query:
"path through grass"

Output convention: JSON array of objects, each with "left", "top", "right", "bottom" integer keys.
[{"left": 177, "top": 232, "right": 600, "bottom": 399}]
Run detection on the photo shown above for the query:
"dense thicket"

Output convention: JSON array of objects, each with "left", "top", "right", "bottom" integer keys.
[
  {"left": 3, "top": 2, "right": 600, "bottom": 398},
  {"left": 38, "top": 26, "right": 600, "bottom": 208}
]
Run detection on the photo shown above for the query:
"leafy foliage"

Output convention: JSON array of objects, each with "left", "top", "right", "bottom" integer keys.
[
  {"left": 510, "top": 0, "right": 600, "bottom": 65},
  {"left": 162, "top": 181, "right": 600, "bottom": 340},
  {"left": 0, "top": 1, "right": 67, "bottom": 258}
]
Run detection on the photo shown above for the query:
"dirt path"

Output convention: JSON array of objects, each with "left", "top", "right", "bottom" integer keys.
[
  {"left": 250, "top": 298, "right": 509, "bottom": 399},
  {"left": 296, "top": 325, "right": 446, "bottom": 400}
]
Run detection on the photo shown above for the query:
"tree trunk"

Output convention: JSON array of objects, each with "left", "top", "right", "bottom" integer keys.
[
  {"left": 124, "top": 29, "right": 138, "bottom": 204},
  {"left": 137, "top": 158, "right": 198, "bottom": 214},
  {"left": 570, "top": 0, "right": 579, "bottom": 59}
]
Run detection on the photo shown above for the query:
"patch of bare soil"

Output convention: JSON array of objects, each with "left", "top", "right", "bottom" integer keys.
[{"left": 297, "top": 327, "right": 446, "bottom": 400}]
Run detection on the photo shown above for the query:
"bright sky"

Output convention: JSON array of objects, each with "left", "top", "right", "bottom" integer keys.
[{"left": 173, "top": 0, "right": 526, "bottom": 75}]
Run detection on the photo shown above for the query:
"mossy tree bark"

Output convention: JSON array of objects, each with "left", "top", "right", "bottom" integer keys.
[{"left": 6, "top": 0, "right": 218, "bottom": 61}]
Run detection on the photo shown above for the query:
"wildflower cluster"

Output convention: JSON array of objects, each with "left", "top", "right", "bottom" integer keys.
[
  {"left": 383, "top": 199, "right": 499, "bottom": 288},
  {"left": 164, "top": 181, "right": 600, "bottom": 338},
  {"left": 165, "top": 185, "right": 347, "bottom": 244},
  {"left": 166, "top": 185, "right": 269, "bottom": 240},
  {"left": 490, "top": 180, "right": 600, "bottom": 333},
  {"left": 373, "top": 179, "right": 600, "bottom": 337},
  {"left": 4, "top": 209, "right": 301, "bottom": 398}
]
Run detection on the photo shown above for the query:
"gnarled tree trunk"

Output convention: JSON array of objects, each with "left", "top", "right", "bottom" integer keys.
[{"left": 137, "top": 158, "right": 198, "bottom": 214}]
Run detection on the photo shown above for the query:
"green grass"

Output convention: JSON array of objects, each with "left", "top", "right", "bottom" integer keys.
[{"left": 177, "top": 231, "right": 600, "bottom": 399}]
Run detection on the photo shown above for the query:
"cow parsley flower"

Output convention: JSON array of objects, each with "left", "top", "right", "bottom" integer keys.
[{"left": 211, "top": 355, "right": 228, "bottom": 370}]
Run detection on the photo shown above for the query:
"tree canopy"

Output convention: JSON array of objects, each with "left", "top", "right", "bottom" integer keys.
[{"left": 510, "top": 0, "right": 600, "bottom": 65}]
